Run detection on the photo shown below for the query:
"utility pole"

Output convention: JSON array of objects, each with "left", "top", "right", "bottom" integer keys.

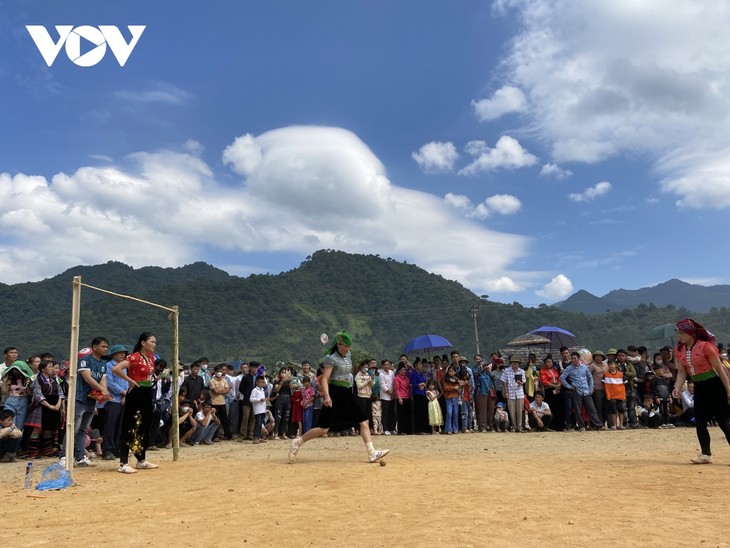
[{"left": 470, "top": 304, "right": 480, "bottom": 356}]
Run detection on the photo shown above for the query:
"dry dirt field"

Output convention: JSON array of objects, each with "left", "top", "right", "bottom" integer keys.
[{"left": 2, "top": 427, "right": 729, "bottom": 547}]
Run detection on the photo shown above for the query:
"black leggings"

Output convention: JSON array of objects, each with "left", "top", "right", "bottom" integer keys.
[{"left": 694, "top": 376, "right": 730, "bottom": 456}]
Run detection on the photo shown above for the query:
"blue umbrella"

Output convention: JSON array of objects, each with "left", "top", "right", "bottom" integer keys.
[
  {"left": 528, "top": 326, "right": 577, "bottom": 351},
  {"left": 403, "top": 334, "right": 453, "bottom": 354}
]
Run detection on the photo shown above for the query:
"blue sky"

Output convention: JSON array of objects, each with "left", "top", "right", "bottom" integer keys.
[{"left": 2, "top": 0, "right": 729, "bottom": 305}]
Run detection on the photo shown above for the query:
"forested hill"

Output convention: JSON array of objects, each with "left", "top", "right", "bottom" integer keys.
[{"left": 2, "top": 250, "right": 729, "bottom": 364}]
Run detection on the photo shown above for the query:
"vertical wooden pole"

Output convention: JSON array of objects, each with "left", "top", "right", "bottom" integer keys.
[
  {"left": 171, "top": 306, "right": 180, "bottom": 461},
  {"left": 65, "top": 276, "right": 81, "bottom": 478}
]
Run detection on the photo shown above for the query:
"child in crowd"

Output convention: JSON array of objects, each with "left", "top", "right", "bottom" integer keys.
[
  {"left": 603, "top": 359, "right": 627, "bottom": 430},
  {"left": 261, "top": 409, "right": 275, "bottom": 439},
  {"left": 426, "top": 380, "right": 443, "bottom": 434},
  {"left": 494, "top": 402, "right": 509, "bottom": 432},
  {"left": 458, "top": 367, "right": 473, "bottom": 433},
  {"left": 649, "top": 367, "right": 674, "bottom": 428},
  {"left": 250, "top": 375, "right": 268, "bottom": 444},
  {"left": 442, "top": 365, "right": 460, "bottom": 434},
  {"left": 0, "top": 410, "right": 22, "bottom": 462},
  {"left": 638, "top": 394, "right": 662, "bottom": 429},
  {"left": 290, "top": 377, "right": 304, "bottom": 438},
  {"left": 370, "top": 365, "right": 382, "bottom": 435},
  {"left": 301, "top": 377, "right": 315, "bottom": 434}
]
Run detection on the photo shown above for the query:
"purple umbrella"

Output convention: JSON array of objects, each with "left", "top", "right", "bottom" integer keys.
[
  {"left": 403, "top": 334, "right": 453, "bottom": 355},
  {"left": 528, "top": 326, "right": 577, "bottom": 352}
]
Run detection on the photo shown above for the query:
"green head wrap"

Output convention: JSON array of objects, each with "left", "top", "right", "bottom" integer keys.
[
  {"left": 325, "top": 330, "right": 353, "bottom": 357},
  {"left": 1, "top": 360, "right": 34, "bottom": 379}
]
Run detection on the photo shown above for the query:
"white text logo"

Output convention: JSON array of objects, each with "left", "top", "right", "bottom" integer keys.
[{"left": 26, "top": 25, "right": 146, "bottom": 67}]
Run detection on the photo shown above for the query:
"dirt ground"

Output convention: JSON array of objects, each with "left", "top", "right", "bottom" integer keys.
[{"left": 2, "top": 427, "right": 729, "bottom": 547}]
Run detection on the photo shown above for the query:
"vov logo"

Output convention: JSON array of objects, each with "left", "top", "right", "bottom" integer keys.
[{"left": 26, "top": 25, "right": 146, "bottom": 67}]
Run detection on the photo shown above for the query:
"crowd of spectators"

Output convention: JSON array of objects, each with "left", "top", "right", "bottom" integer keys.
[{"left": 2, "top": 340, "right": 729, "bottom": 465}]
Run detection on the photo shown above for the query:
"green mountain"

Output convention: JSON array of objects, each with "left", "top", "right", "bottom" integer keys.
[{"left": 2, "top": 251, "right": 729, "bottom": 365}]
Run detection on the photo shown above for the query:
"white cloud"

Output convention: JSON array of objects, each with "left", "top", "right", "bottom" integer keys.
[
  {"left": 222, "top": 133, "right": 262, "bottom": 176},
  {"left": 568, "top": 181, "right": 612, "bottom": 202},
  {"left": 539, "top": 163, "right": 572, "bottom": 179},
  {"left": 536, "top": 274, "right": 574, "bottom": 300},
  {"left": 444, "top": 193, "right": 521, "bottom": 220},
  {"left": 444, "top": 192, "right": 472, "bottom": 210},
  {"left": 484, "top": 276, "right": 523, "bottom": 292},
  {"left": 412, "top": 141, "right": 459, "bottom": 173},
  {"left": 471, "top": 85, "right": 527, "bottom": 121},
  {"left": 0, "top": 126, "right": 530, "bottom": 296},
  {"left": 114, "top": 82, "right": 193, "bottom": 105},
  {"left": 459, "top": 135, "right": 538, "bottom": 175},
  {"left": 484, "top": 194, "right": 521, "bottom": 215},
  {"left": 494, "top": 0, "right": 730, "bottom": 207}
]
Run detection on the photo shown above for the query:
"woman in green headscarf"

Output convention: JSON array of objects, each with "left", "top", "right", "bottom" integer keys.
[{"left": 288, "top": 330, "right": 390, "bottom": 464}]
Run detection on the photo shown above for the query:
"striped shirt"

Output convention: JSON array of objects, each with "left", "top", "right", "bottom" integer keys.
[{"left": 602, "top": 369, "right": 626, "bottom": 401}]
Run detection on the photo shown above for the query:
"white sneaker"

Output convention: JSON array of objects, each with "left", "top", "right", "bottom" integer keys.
[
  {"left": 691, "top": 453, "right": 713, "bottom": 464},
  {"left": 74, "top": 456, "right": 95, "bottom": 467},
  {"left": 58, "top": 456, "right": 66, "bottom": 467},
  {"left": 136, "top": 460, "right": 159, "bottom": 470},
  {"left": 118, "top": 463, "right": 138, "bottom": 474},
  {"left": 384, "top": 431, "right": 391, "bottom": 436},
  {"left": 368, "top": 449, "right": 390, "bottom": 463},
  {"left": 288, "top": 437, "right": 302, "bottom": 463}
]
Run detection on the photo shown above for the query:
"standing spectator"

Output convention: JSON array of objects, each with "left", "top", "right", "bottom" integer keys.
[
  {"left": 671, "top": 318, "right": 730, "bottom": 464},
  {"left": 409, "top": 359, "right": 429, "bottom": 434},
  {"left": 60, "top": 338, "right": 110, "bottom": 468},
  {"left": 290, "top": 378, "right": 304, "bottom": 438},
  {"left": 616, "top": 349, "right": 638, "bottom": 428},
  {"left": 525, "top": 353, "right": 539, "bottom": 401},
  {"left": 225, "top": 365, "right": 240, "bottom": 437},
  {"left": 112, "top": 332, "right": 159, "bottom": 474},
  {"left": 181, "top": 363, "right": 205, "bottom": 411},
  {"left": 301, "top": 377, "right": 315, "bottom": 434},
  {"left": 560, "top": 351, "right": 604, "bottom": 432},
  {"left": 1, "top": 347, "right": 20, "bottom": 411},
  {"left": 250, "top": 375, "right": 268, "bottom": 444},
  {"left": 442, "top": 364, "right": 460, "bottom": 435},
  {"left": 238, "top": 362, "right": 255, "bottom": 441},
  {"left": 2, "top": 361, "right": 32, "bottom": 429},
  {"left": 25, "top": 360, "right": 65, "bottom": 458},
  {"left": 272, "top": 367, "right": 292, "bottom": 440},
  {"left": 589, "top": 351, "right": 608, "bottom": 427},
  {"left": 474, "top": 357, "right": 495, "bottom": 432},
  {"left": 558, "top": 347, "right": 576, "bottom": 430},
  {"left": 393, "top": 363, "right": 412, "bottom": 435},
  {"left": 501, "top": 356, "right": 526, "bottom": 433},
  {"left": 490, "top": 355, "right": 505, "bottom": 405},
  {"left": 209, "top": 364, "right": 232, "bottom": 440},
  {"left": 602, "top": 359, "right": 627, "bottom": 430},
  {"left": 426, "top": 380, "right": 443, "bottom": 434},
  {"left": 101, "top": 345, "right": 128, "bottom": 460},
  {"left": 148, "top": 358, "right": 171, "bottom": 450},
  {"left": 540, "top": 356, "right": 565, "bottom": 431},
  {"left": 379, "top": 360, "right": 395, "bottom": 435},
  {"left": 355, "top": 361, "right": 374, "bottom": 433}
]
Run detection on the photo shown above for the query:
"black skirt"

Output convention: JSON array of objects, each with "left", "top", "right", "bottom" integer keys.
[
  {"left": 317, "top": 384, "right": 367, "bottom": 431},
  {"left": 41, "top": 394, "right": 61, "bottom": 431}
]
